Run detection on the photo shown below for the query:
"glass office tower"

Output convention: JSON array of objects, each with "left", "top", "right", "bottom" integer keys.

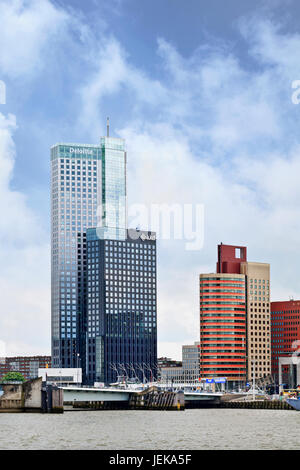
[
  {"left": 98, "top": 137, "right": 127, "bottom": 241},
  {"left": 85, "top": 228, "right": 157, "bottom": 385},
  {"left": 51, "top": 138, "right": 126, "bottom": 368}
]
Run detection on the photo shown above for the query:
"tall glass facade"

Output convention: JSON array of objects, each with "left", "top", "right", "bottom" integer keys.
[
  {"left": 98, "top": 137, "right": 127, "bottom": 241},
  {"left": 51, "top": 135, "right": 157, "bottom": 382},
  {"left": 85, "top": 228, "right": 157, "bottom": 385},
  {"left": 51, "top": 138, "right": 126, "bottom": 368}
]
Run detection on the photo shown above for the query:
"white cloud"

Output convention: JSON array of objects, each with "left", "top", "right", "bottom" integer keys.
[
  {"left": 0, "top": 0, "right": 71, "bottom": 79},
  {"left": 0, "top": 111, "right": 50, "bottom": 356},
  {"left": 77, "top": 37, "right": 167, "bottom": 140}
]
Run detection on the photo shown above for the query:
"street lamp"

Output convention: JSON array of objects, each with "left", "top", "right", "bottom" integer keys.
[
  {"left": 252, "top": 358, "right": 256, "bottom": 401},
  {"left": 76, "top": 353, "right": 80, "bottom": 385}
]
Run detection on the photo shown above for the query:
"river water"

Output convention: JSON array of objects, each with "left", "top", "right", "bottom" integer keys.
[{"left": 0, "top": 409, "right": 299, "bottom": 450}]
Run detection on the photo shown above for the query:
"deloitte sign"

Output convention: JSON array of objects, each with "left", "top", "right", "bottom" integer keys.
[{"left": 69, "top": 147, "right": 93, "bottom": 155}]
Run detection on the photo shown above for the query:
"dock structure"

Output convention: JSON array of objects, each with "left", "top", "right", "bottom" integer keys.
[
  {"left": 69, "top": 386, "right": 185, "bottom": 411},
  {"left": 0, "top": 378, "right": 63, "bottom": 413},
  {"left": 220, "top": 400, "right": 294, "bottom": 410},
  {"left": 184, "top": 391, "right": 223, "bottom": 408},
  {"left": 129, "top": 386, "right": 185, "bottom": 410},
  {"left": 62, "top": 386, "right": 223, "bottom": 410},
  {"left": 0, "top": 380, "right": 296, "bottom": 411}
]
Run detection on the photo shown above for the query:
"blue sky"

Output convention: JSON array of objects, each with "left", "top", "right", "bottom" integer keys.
[{"left": 2, "top": 0, "right": 300, "bottom": 358}]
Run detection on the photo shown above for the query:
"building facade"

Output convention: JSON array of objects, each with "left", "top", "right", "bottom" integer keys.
[
  {"left": 182, "top": 342, "right": 200, "bottom": 383},
  {"left": 216, "top": 244, "right": 271, "bottom": 383},
  {"left": 240, "top": 261, "right": 271, "bottom": 381},
  {"left": 0, "top": 356, "right": 51, "bottom": 381},
  {"left": 85, "top": 228, "right": 157, "bottom": 385},
  {"left": 217, "top": 243, "right": 247, "bottom": 274},
  {"left": 160, "top": 342, "right": 200, "bottom": 385},
  {"left": 38, "top": 368, "right": 82, "bottom": 385},
  {"left": 51, "top": 137, "right": 126, "bottom": 368},
  {"left": 199, "top": 273, "right": 247, "bottom": 387},
  {"left": 160, "top": 366, "right": 184, "bottom": 385},
  {"left": 271, "top": 300, "right": 300, "bottom": 383},
  {"left": 157, "top": 357, "right": 182, "bottom": 381}
]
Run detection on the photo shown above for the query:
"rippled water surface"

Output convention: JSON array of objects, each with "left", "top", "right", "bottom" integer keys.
[{"left": 0, "top": 409, "right": 300, "bottom": 449}]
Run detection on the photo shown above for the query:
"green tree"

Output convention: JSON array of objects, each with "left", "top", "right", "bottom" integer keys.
[{"left": 1, "top": 371, "right": 25, "bottom": 383}]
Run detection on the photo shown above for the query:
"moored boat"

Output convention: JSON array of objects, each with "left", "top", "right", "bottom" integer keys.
[{"left": 286, "top": 398, "right": 300, "bottom": 411}]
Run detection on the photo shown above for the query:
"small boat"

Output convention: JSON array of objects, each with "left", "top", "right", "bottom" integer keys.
[
  {"left": 286, "top": 398, "right": 300, "bottom": 411},
  {"left": 281, "top": 389, "right": 300, "bottom": 410}
]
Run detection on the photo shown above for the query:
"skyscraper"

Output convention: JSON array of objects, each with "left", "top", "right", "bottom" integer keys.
[
  {"left": 240, "top": 262, "right": 271, "bottom": 382},
  {"left": 199, "top": 244, "right": 271, "bottom": 387},
  {"left": 199, "top": 273, "right": 247, "bottom": 388},
  {"left": 85, "top": 228, "right": 157, "bottom": 385},
  {"left": 51, "top": 136, "right": 126, "bottom": 368},
  {"left": 216, "top": 243, "right": 271, "bottom": 382},
  {"left": 97, "top": 136, "right": 127, "bottom": 241}
]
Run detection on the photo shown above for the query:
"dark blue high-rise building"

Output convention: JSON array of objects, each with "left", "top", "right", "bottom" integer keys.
[{"left": 84, "top": 228, "right": 157, "bottom": 385}]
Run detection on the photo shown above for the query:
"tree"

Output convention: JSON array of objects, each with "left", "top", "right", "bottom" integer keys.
[{"left": 1, "top": 372, "right": 25, "bottom": 383}]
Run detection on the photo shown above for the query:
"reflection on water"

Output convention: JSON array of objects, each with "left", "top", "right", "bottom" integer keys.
[{"left": 0, "top": 409, "right": 299, "bottom": 450}]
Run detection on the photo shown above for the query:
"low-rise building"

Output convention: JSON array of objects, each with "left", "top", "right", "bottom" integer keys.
[
  {"left": 0, "top": 356, "right": 51, "bottom": 382},
  {"left": 159, "top": 342, "right": 200, "bottom": 385},
  {"left": 38, "top": 368, "right": 82, "bottom": 385},
  {"left": 160, "top": 366, "right": 184, "bottom": 385}
]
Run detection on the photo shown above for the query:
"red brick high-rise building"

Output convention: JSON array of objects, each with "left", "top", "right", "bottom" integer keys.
[
  {"left": 199, "top": 273, "right": 247, "bottom": 386},
  {"left": 271, "top": 300, "right": 300, "bottom": 382},
  {"left": 200, "top": 244, "right": 271, "bottom": 386}
]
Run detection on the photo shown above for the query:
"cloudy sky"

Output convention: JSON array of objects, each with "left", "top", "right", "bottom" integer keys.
[{"left": 2, "top": 0, "right": 300, "bottom": 359}]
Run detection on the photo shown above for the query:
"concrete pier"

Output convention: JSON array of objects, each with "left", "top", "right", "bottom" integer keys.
[
  {"left": 70, "top": 387, "right": 185, "bottom": 411},
  {"left": 220, "top": 400, "right": 293, "bottom": 410},
  {"left": 0, "top": 378, "right": 63, "bottom": 413},
  {"left": 129, "top": 387, "right": 185, "bottom": 410}
]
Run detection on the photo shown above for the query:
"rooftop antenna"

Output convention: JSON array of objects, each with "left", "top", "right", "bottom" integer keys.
[{"left": 107, "top": 117, "right": 110, "bottom": 137}]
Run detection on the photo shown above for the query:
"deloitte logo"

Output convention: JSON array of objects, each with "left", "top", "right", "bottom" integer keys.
[
  {"left": 69, "top": 147, "right": 93, "bottom": 155},
  {"left": 140, "top": 233, "right": 156, "bottom": 241}
]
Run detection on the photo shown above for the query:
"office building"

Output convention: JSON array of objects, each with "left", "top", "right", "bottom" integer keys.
[
  {"left": 85, "top": 228, "right": 157, "bottom": 385},
  {"left": 271, "top": 299, "right": 300, "bottom": 383},
  {"left": 240, "top": 262, "right": 271, "bottom": 381},
  {"left": 157, "top": 357, "right": 182, "bottom": 381},
  {"left": 157, "top": 357, "right": 182, "bottom": 369},
  {"left": 160, "top": 366, "right": 184, "bottom": 385},
  {"left": 51, "top": 135, "right": 126, "bottom": 368},
  {"left": 216, "top": 243, "right": 271, "bottom": 382},
  {"left": 38, "top": 368, "right": 82, "bottom": 385},
  {"left": 160, "top": 342, "right": 200, "bottom": 385},
  {"left": 199, "top": 273, "right": 247, "bottom": 387},
  {"left": 182, "top": 342, "right": 200, "bottom": 383},
  {"left": 0, "top": 356, "right": 51, "bottom": 381}
]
